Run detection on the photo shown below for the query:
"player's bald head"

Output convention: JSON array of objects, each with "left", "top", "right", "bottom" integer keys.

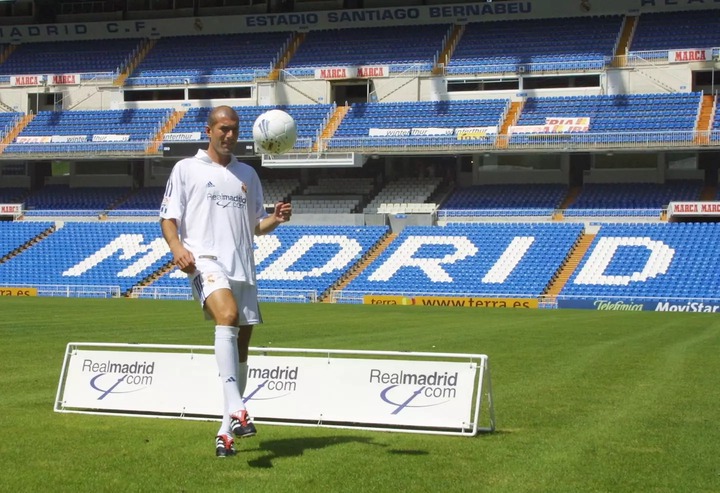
[{"left": 207, "top": 105, "right": 239, "bottom": 127}]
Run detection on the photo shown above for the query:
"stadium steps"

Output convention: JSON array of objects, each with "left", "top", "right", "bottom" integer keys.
[
  {"left": 0, "top": 225, "right": 55, "bottom": 264},
  {"left": 552, "top": 186, "right": 581, "bottom": 220},
  {"left": 114, "top": 38, "right": 157, "bottom": 87},
  {"left": 321, "top": 231, "right": 397, "bottom": 302},
  {"left": 0, "top": 43, "right": 17, "bottom": 64},
  {"left": 694, "top": 94, "right": 715, "bottom": 145},
  {"left": 99, "top": 189, "right": 140, "bottom": 218},
  {"left": 313, "top": 105, "right": 350, "bottom": 152},
  {"left": 0, "top": 99, "right": 14, "bottom": 113},
  {"left": 543, "top": 232, "right": 596, "bottom": 298},
  {"left": 612, "top": 15, "right": 638, "bottom": 67},
  {"left": 700, "top": 184, "right": 717, "bottom": 201},
  {"left": 145, "top": 109, "right": 187, "bottom": 154},
  {"left": 126, "top": 260, "right": 175, "bottom": 296},
  {"left": 0, "top": 113, "right": 34, "bottom": 154},
  {"left": 496, "top": 101, "right": 524, "bottom": 149},
  {"left": 268, "top": 32, "right": 306, "bottom": 81},
  {"left": 432, "top": 24, "right": 465, "bottom": 75}
]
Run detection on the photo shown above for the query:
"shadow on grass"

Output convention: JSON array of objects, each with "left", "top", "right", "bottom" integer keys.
[{"left": 247, "top": 435, "right": 381, "bottom": 468}]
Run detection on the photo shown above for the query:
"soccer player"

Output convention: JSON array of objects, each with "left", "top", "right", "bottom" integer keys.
[{"left": 159, "top": 105, "right": 292, "bottom": 457}]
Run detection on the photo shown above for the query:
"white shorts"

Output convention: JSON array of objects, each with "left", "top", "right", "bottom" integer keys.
[{"left": 189, "top": 258, "right": 262, "bottom": 326}]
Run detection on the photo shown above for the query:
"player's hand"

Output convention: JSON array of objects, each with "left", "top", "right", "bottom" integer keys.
[
  {"left": 172, "top": 246, "right": 196, "bottom": 274},
  {"left": 273, "top": 201, "right": 292, "bottom": 223}
]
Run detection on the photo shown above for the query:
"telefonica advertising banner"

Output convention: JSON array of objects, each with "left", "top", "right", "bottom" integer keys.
[
  {"left": 2, "top": 1, "right": 719, "bottom": 42},
  {"left": 558, "top": 298, "right": 720, "bottom": 313}
]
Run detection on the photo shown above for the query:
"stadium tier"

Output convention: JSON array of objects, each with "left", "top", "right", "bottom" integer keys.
[
  {"left": 510, "top": 93, "right": 701, "bottom": 146},
  {"left": 126, "top": 32, "right": 292, "bottom": 86},
  {"left": 561, "top": 223, "right": 720, "bottom": 300},
  {"left": 166, "top": 104, "right": 334, "bottom": 151},
  {"left": 21, "top": 184, "right": 133, "bottom": 216},
  {"left": 439, "top": 184, "right": 568, "bottom": 217},
  {"left": 343, "top": 223, "right": 584, "bottom": 299},
  {"left": 564, "top": 181, "right": 704, "bottom": 217},
  {"left": 446, "top": 15, "right": 622, "bottom": 75},
  {"left": 0, "top": 222, "right": 172, "bottom": 295},
  {"left": 0, "top": 221, "right": 53, "bottom": 259},
  {"left": 0, "top": 39, "right": 141, "bottom": 80},
  {"left": 328, "top": 99, "right": 508, "bottom": 150},
  {"left": 1, "top": 220, "right": 720, "bottom": 303},
  {"left": 4, "top": 108, "right": 174, "bottom": 154},
  {"left": 284, "top": 24, "right": 449, "bottom": 77},
  {"left": 630, "top": 10, "right": 720, "bottom": 56},
  {"left": 125, "top": 225, "right": 390, "bottom": 299}
]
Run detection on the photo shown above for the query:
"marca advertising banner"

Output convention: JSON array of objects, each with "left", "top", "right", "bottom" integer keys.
[
  {"left": 315, "top": 65, "right": 389, "bottom": 80},
  {"left": 558, "top": 298, "right": 720, "bottom": 313},
  {"left": 58, "top": 347, "right": 483, "bottom": 432},
  {"left": 0, "top": 203, "right": 23, "bottom": 216},
  {"left": 669, "top": 49, "right": 712, "bottom": 63}
]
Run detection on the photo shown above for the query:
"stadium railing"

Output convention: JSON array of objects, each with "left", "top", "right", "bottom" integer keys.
[
  {"left": 437, "top": 208, "right": 555, "bottom": 219},
  {"left": 441, "top": 57, "right": 611, "bottom": 76},
  {"left": 129, "top": 285, "right": 317, "bottom": 303}
]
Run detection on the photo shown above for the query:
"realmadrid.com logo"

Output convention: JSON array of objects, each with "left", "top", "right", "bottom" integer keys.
[
  {"left": 370, "top": 369, "right": 459, "bottom": 414},
  {"left": 243, "top": 365, "right": 299, "bottom": 402},
  {"left": 82, "top": 359, "right": 155, "bottom": 400}
]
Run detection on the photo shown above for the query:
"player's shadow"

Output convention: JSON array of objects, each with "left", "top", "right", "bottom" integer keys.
[{"left": 246, "top": 435, "right": 381, "bottom": 468}]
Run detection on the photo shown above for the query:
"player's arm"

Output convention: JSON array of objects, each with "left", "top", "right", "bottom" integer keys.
[
  {"left": 160, "top": 217, "right": 196, "bottom": 273},
  {"left": 255, "top": 201, "right": 292, "bottom": 236}
]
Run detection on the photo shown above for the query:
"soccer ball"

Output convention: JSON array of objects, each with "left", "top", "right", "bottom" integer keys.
[{"left": 252, "top": 109, "right": 297, "bottom": 155}]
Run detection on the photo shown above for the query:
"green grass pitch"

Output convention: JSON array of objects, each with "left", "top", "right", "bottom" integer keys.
[{"left": 1, "top": 297, "right": 719, "bottom": 493}]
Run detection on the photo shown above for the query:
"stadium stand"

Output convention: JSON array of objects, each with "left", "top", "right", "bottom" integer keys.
[
  {"left": 438, "top": 183, "right": 568, "bottom": 217},
  {"left": 365, "top": 177, "right": 442, "bottom": 214},
  {"left": 125, "top": 32, "right": 292, "bottom": 86},
  {"left": 284, "top": 24, "right": 449, "bottom": 77},
  {"left": 3, "top": 108, "right": 174, "bottom": 154},
  {"left": 143, "top": 225, "right": 390, "bottom": 300},
  {"left": 2, "top": 2, "right": 720, "bottom": 310},
  {"left": 446, "top": 15, "right": 623, "bottom": 75},
  {"left": 561, "top": 222, "right": 720, "bottom": 300},
  {"left": 565, "top": 180, "right": 704, "bottom": 217},
  {"left": 0, "top": 39, "right": 140, "bottom": 82},
  {"left": 0, "top": 221, "right": 53, "bottom": 259},
  {"left": 22, "top": 185, "right": 132, "bottom": 216},
  {"left": 166, "top": 104, "right": 334, "bottom": 151},
  {"left": 509, "top": 93, "right": 701, "bottom": 146},
  {"left": 0, "top": 222, "right": 172, "bottom": 295},
  {"left": 342, "top": 223, "right": 584, "bottom": 299},
  {"left": 106, "top": 186, "right": 165, "bottom": 217},
  {"left": 630, "top": 10, "right": 720, "bottom": 56},
  {"left": 328, "top": 99, "right": 508, "bottom": 150}
]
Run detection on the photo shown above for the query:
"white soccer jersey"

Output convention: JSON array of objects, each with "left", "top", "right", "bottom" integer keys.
[{"left": 160, "top": 149, "right": 268, "bottom": 283}]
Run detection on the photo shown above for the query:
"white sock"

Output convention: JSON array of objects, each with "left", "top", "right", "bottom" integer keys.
[
  {"left": 214, "top": 325, "right": 245, "bottom": 416},
  {"left": 238, "top": 362, "right": 248, "bottom": 397},
  {"left": 217, "top": 392, "right": 231, "bottom": 437}
]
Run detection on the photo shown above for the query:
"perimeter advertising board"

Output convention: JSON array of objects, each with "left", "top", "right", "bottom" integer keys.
[{"left": 56, "top": 344, "right": 494, "bottom": 436}]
